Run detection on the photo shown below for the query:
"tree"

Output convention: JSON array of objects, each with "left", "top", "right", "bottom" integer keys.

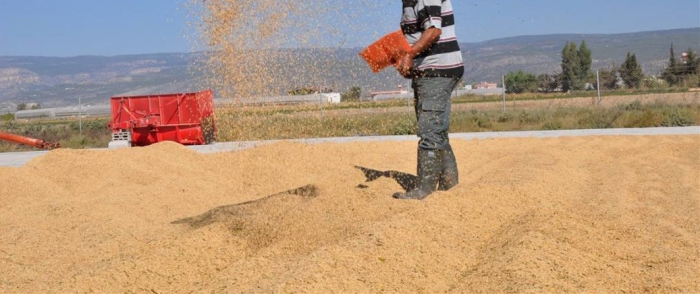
[
  {"left": 537, "top": 73, "right": 559, "bottom": 93},
  {"left": 341, "top": 86, "right": 362, "bottom": 102},
  {"left": 561, "top": 42, "right": 580, "bottom": 92},
  {"left": 620, "top": 52, "right": 643, "bottom": 89},
  {"left": 683, "top": 48, "right": 699, "bottom": 76},
  {"left": 561, "top": 40, "right": 593, "bottom": 92},
  {"left": 30, "top": 103, "right": 41, "bottom": 110},
  {"left": 661, "top": 45, "right": 700, "bottom": 86},
  {"left": 578, "top": 40, "right": 592, "bottom": 84},
  {"left": 288, "top": 87, "right": 317, "bottom": 95},
  {"left": 16, "top": 103, "right": 27, "bottom": 111},
  {"left": 661, "top": 44, "right": 681, "bottom": 85},
  {"left": 596, "top": 63, "right": 620, "bottom": 90},
  {"left": 504, "top": 70, "right": 538, "bottom": 94}
]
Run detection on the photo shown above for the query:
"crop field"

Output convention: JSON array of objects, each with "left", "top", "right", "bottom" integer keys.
[{"left": 1, "top": 91, "right": 698, "bottom": 152}]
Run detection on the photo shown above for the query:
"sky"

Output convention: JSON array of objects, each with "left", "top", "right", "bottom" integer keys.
[{"left": 0, "top": 0, "right": 698, "bottom": 57}]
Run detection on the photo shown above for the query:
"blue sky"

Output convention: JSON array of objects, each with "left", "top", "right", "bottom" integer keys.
[{"left": 0, "top": 0, "right": 698, "bottom": 57}]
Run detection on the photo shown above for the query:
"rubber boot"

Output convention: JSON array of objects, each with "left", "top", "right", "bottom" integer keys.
[
  {"left": 438, "top": 144, "right": 458, "bottom": 191},
  {"left": 393, "top": 149, "right": 442, "bottom": 200}
]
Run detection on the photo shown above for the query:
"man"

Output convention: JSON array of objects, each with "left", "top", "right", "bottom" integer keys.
[{"left": 393, "top": 0, "right": 463, "bottom": 200}]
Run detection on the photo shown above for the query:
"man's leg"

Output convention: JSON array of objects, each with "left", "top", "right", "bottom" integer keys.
[
  {"left": 437, "top": 77, "right": 460, "bottom": 190},
  {"left": 438, "top": 142, "right": 458, "bottom": 191},
  {"left": 393, "top": 76, "right": 458, "bottom": 200}
]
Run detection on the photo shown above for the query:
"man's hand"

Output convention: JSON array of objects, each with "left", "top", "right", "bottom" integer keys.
[
  {"left": 397, "top": 53, "right": 414, "bottom": 78},
  {"left": 396, "top": 27, "right": 442, "bottom": 78}
]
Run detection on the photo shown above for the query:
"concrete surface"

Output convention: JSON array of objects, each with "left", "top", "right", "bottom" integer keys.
[{"left": 1, "top": 127, "right": 698, "bottom": 167}]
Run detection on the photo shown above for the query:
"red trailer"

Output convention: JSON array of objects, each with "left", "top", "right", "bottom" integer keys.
[{"left": 108, "top": 90, "right": 217, "bottom": 148}]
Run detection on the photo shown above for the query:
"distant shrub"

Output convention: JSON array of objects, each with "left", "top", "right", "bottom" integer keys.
[
  {"left": 475, "top": 115, "right": 492, "bottom": 128},
  {"left": 620, "top": 110, "right": 660, "bottom": 128},
  {"left": 543, "top": 120, "right": 562, "bottom": 130},
  {"left": 518, "top": 111, "right": 543, "bottom": 124},
  {"left": 341, "top": 87, "right": 362, "bottom": 102},
  {"left": 578, "top": 108, "right": 622, "bottom": 129},
  {"left": 497, "top": 113, "right": 512, "bottom": 123},
  {"left": 661, "top": 110, "right": 695, "bottom": 127},
  {"left": 391, "top": 117, "right": 417, "bottom": 135},
  {"left": 617, "top": 100, "right": 643, "bottom": 111},
  {"left": 69, "top": 119, "right": 109, "bottom": 132}
]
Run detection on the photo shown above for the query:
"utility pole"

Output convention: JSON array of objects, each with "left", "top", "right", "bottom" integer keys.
[
  {"left": 79, "top": 96, "right": 82, "bottom": 137},
  {"left": 596, "top": 70, "right": 601, "bottom": 106},
  {"left": 502, "top": 75, "right": 506, "bottom": 113}
]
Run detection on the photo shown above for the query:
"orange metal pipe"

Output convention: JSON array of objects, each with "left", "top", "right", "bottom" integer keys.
[{"left": 0, "top": 131, "right": 60, "bottom": 150}]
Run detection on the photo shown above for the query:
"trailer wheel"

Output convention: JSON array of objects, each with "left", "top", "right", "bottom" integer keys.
[{"left": 202, "top": 116, "right": 217, "bottom": 144}]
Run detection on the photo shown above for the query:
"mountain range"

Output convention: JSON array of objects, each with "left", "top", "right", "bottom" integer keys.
[{"left": 0, "top": 27, "right": 698, "bottom": 113}]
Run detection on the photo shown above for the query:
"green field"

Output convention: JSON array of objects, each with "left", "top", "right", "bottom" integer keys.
[{"left": 1, "top": 92, "right": 698, "bottom": 153}]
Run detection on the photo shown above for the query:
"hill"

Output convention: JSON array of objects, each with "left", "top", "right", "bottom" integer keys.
[
  {"left": 0, "top": 53, "right": 202, "bottom": 112},
  {"left": 0, "top": 28, "right": 698, "bottom": 112},
  {"left": 462, "top": 28, "right": 700, "bottom": 83}
]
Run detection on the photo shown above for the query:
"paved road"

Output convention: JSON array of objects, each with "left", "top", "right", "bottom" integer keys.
[{"left": 1, "top": 127, "right": 698, "bottom": 167}]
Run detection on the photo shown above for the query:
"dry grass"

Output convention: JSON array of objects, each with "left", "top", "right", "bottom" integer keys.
[{"left": 1, "top": 94, "right": 698, "bottom": 152}]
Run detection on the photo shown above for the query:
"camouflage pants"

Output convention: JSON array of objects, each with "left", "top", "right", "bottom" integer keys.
[{"left": 412, "top": 76, "right": 461, "bottom": 150}]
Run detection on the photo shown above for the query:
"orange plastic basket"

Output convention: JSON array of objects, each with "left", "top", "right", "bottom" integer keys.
[{"left": 359, "top": 30, "right": 411, "bottom": 73}]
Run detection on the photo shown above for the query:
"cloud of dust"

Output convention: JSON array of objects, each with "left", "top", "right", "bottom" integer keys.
[
  {"left": 186, "top": 0, "right": 396, "bottom": 101},
  {"left": 183, "top": 0, "right": 399, "bottom": 139}
]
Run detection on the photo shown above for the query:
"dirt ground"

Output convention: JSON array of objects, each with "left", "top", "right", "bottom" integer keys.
[{"left": 0, "top": 135, "right": 698, "bottom": 292}]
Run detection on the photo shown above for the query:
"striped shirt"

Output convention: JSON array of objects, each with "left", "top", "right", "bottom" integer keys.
[{"left": 401, "top": 0, "right": 464, "bottom": 77}]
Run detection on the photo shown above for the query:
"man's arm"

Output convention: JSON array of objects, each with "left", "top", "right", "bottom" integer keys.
[{"left": 398, "top": 27, "right": 442, "bottom": 76}]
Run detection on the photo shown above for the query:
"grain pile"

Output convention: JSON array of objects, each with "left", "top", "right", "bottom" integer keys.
[{"left": 1, "top": 135, "right": 698, "bottom": 292}]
